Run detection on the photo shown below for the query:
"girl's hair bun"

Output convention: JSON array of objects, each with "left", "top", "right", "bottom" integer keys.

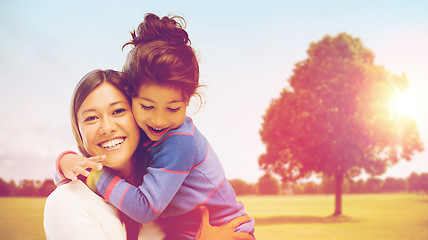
[{"left": 124, "top": 13, "right": 190, "bottom": 49}]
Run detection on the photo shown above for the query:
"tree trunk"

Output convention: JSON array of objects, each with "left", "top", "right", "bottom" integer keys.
[{"left": 333, "top": 169, "right": 343, "bottom": 216}]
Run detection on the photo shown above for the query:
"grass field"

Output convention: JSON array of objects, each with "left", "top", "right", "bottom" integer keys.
[
  {"left": 0, "top": 197, "right": 46, "bottom": 240},
  {"left": 1, "top": 194, "right": 427, "bottom": 239}
]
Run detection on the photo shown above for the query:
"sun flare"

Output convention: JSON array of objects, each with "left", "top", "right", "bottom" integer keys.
[{"left": 389, "top": 89, "right": 418, "bottom": 118}]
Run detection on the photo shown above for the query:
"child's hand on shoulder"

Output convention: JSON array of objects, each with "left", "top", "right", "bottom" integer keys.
[{"left": 59, "top": 154, "right": 105, "bottom": 181}]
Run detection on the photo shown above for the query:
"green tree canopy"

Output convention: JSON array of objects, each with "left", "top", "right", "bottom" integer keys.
[{"left": 259, "top": 32, "right": 424, "bottom": 215}]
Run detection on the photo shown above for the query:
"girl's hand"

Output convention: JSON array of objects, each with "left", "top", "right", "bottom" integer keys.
[
  {"left": 59, "top": 154, "right": 105, "bottom": 181},
  {"left": 195, "top": 205, "right": 254, "bottom": 240}
]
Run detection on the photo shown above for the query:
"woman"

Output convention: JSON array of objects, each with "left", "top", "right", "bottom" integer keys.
[{"left": 43, "top": 69, "right": 253, "bottom": 240}]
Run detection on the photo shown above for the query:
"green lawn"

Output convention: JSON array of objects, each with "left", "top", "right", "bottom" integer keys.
[
  {"left": 1, "top": 194, "right": 427, "bottom": 239},
  {"left": 0, "top": 197, "right": 46, "bottom": 240},
  {"left": 241, "top": 194, "right": 428, "bottom": 239}
]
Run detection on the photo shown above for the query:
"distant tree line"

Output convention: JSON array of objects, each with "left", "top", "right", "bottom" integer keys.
[
  {"left": 0, "top": 178, "right": 56, "bottom": 197},
  {"left": 291, "top": 172, "right": 428, "bottom": 195},
  {"left": 229, "top": 172, "right": 428, "bottom": 196},
  {"left": 1, "top": 172, "right": 427, "bottom": 197}
]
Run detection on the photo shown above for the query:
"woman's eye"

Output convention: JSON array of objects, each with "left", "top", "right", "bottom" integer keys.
[
  {"left": 84, "top": 116, "right": 98, "bottom": 122},
  {"left": 113, "top": 108, "right": 126, "bottom": 115},
  {"left": 141, "top": 104, "right": 154, "bottom": 110}
]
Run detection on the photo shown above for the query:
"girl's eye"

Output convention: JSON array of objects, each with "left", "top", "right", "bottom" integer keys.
[
  {"left": 113, "top": 108, "right": 126, "bottom": 115},
  {"left": 141, "top": 104, "right": 154, "bottom": 110},
  {"left": 168, "top": 107, "right": 181, "bottom": 112},
  {"left": 84, "top": 116, "right": 98, "bottom": 122}
]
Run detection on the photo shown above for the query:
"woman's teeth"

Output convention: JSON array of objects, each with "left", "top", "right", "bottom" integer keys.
[{"left": 100, "top": 138, "right": 124, "bottom": 148}]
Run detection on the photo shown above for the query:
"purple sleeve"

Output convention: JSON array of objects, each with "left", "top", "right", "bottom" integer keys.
[{"left": 92, "top": 135, "right": 197, "bottom": 223}]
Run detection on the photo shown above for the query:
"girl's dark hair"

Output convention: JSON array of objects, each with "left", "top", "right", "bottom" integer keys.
[
  {"left": 70, "top": 69, "right": 141, "bottom": 239},
  {"left": 122, "top": 13, "right": 201, "bottom": 102}
]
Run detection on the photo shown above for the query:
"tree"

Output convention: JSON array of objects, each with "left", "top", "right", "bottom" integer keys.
[
  {"left": 39, "top": 179, "right": 57, "bottom": 197},
  {"left": 417, "top": 173, "right": 428, "bottom": 193},
  {"left": 382, "top": 177, "right": 407, "bottom": 192},
  {"left": 258, "top": 173, "right": 281, "bottom": 195},
  {"left": 349, "top": 179, "right": 366, "bottom": 193},
  {"left": 407, "top": 172, "right": 419, "bottom": 192},
  {"left": 320, "top": 174, "right": 350, "bottom": 194},
  {"left": 229, "top": 179, "right": 257, "bottom": 195},
  {"left": 259, "top": 33, "right": 424, "bottom": 216},
  {"left": 16, "top": 179, "right": 38, "bottom": 197},
  {"left": 0, "top": 178, "right": 14, "bottom": 196},
  {"left": 365, "top": 177, "right": 383, "bottom": 193},
  {"left": 302, "top": 181, "right": 320, "bottom": 194}
]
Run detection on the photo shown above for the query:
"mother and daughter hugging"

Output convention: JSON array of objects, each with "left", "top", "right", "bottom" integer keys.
[{"left": 43, "top": 13, "right": 256, "bottom": 240}]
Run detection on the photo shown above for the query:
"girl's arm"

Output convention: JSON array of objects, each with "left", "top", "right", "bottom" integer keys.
[
  {"left": 54, "top": 151, "right": 104, "bottom": 185},
  {"left": 86, "top": 135, "right": 198, "bottom": 224}
]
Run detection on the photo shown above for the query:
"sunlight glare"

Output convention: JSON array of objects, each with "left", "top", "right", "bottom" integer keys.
[{"left": 389, "top": 89, "right": 418, "bottom": 118}]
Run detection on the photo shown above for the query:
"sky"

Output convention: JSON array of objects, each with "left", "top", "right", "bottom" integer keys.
[{"left": 0, "top": 0, "right": 427, "bottom": 184}]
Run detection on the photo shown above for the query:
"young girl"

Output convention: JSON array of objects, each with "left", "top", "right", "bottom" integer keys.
[{"left": 57, "top": 13, "right": 255, "bottom": 239}]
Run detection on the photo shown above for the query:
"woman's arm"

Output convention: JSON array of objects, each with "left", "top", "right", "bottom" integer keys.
[{"left": 195, "top": 206, "right": 255, "bottom": 240}]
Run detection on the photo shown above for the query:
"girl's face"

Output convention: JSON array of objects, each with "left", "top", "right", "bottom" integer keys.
[
  {"left": 132, "top": 83, "right": 188, "bottom": 141},
  {"left": 77, "top": 82, "right": 140, "bottom": 172}
]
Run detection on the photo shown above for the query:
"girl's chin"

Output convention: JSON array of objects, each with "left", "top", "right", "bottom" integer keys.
[{"left": 148, "top": 135, "right": 163, "bottom": 141}]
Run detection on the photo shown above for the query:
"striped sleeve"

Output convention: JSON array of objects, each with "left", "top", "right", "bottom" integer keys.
[
  {"left": 90, "top": 167, "right": 162, "bottom": 223},
  {"left": 92, "top": 134, "right": 198, "bottom": 223}
]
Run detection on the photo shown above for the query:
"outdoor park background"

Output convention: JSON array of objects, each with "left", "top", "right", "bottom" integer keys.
[{"left": 1, "top": 0, "right": 428, "bottom": 239}]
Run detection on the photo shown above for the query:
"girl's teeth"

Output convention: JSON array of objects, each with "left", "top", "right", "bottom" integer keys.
[
  {"left": 152, "top": 127, "right": 164, "bottom": 131},
  {"left": 101, "top": 138, "right": 124, "bottom": 148}
]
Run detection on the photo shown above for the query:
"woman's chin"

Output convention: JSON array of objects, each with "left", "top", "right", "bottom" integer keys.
[{"left": 104, "top": 152, "right": 131, "bottom": 170}]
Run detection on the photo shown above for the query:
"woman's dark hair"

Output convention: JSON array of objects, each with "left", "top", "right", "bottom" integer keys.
[
  {"left": 70, "top": 69, "right": 130, "bottom": 157},
  {"left": 122, "top": 13, "right": 201, "bottom": 102},
  {"left": 70, "top": 69, "right": 140, "bottom": 239}
]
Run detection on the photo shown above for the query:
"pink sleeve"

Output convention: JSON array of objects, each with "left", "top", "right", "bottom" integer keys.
[{"left": 54, "top": 150, "right": 78, "bottom": 185}]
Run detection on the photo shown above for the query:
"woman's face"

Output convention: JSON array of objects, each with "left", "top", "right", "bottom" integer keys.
[{"left": 77, "top": 82, "right": 140, "bottom": 171}]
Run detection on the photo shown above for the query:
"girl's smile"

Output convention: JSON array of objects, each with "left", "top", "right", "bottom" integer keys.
[{"left": 146, "top": 125, "right": 169, "bottom": 137}]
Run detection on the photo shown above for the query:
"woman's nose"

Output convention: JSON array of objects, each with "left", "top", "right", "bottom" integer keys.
[{"left": 99, "top": 117, "right": 116, "bottom": 134}]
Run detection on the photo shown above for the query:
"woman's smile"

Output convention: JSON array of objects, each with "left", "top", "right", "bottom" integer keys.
[{"left": 98, "top": 137, "right": 126, "bottom": 151}]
